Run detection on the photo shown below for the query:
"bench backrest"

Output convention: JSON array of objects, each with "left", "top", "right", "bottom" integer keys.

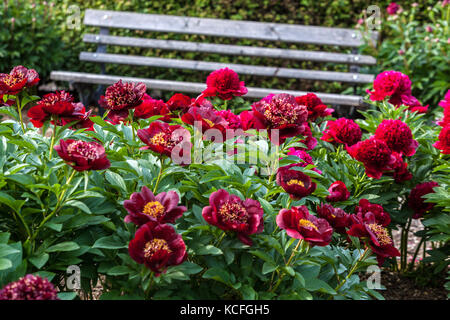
[{"left": 80, "top": 9, "right": 378, "bottom": 99}]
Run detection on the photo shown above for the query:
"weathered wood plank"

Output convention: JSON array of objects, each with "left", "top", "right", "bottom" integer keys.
[
  {"left": 83, "top": 34, "right": 377, "bottom": 65},
  {"left": 50, "top": 71, "right": 365, "bottom": 106},
  {"left": 84, "top": 9, "right": 378, "bottom": 47},
  {"left": 79, "top": 52, "right": 374, "bottom": 83}
]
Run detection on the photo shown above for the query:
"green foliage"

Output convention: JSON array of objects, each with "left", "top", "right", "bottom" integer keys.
[
  {"left": 361, "top": 1, "right": 450, "bottom": 107},
  {"left": 0, "top": 1, "right": 69, "bottom": 80}
]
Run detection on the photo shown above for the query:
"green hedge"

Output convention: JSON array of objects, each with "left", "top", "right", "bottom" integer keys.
[{"left": 1, "top": 0, "right": 441, "bottom": 102}]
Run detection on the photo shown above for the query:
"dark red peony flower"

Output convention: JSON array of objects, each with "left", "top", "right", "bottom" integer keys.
[
  {"left": 321, "top": 118, "right": 362, "bottom": 146},
  {"left": 386, "top": 2, "right": 401, "bottom": 15},
  {"left": 99, "top": 80, "right": 146, "bottom": 120},
  {"left": 0, "top": 65, "right": 39, "bottom": 96},
  {"left": 251, "top": 93, "right": 308, "bottom": 145},
  {"left": 367, "top": 70, "right": 410, "bottom": 104},
  {"left": 202, "top": 189, "right": 264, "bottom": 246},
  {"left": 354, "top": 198, "right": 391, "bottom": 227},
  {"left": 346, "top": 136, "right": 396, "bottom": 179},
  {"left": 287, "top": 148, "right": 322, "bottom": 174},
  {"left": 326, "top": 181, "right": 350, "bottom": 202},
  {"left": 54, "top": 139, "right": 111, "bottom": 171},
  {"left": 216, "top": 109, "right": 242, "bottom": 130},
  {"left": 374, "top": 119, "right": 418, "bottom": 156},
  {"left": 0, "top": 274, "right": 58, "bottom": 300},
  {"left": 202, "top": 68, "right": 248, "bottom": 100},
  {"left": 276, "top": 164, "right": 317, "bottom": 200},
  {"left": 433, "top": 124, "right": 450, "bottom": 154},
  {"left": 408, "top": 181, "right": 439, "bottom": 219},
  {"left": 295, "top": 93, "right": 334, "bottom": 121},
  {"left": 128, "top": 221, "right": 187, "bottom": 275},
  {"left": 57, "top": 103, "right": 94, "bottom": 131},
  {"left": 317, "top": 203, "right": 351, "bottom": 234},
  {"left": 134, "top": 93, "right": 171, "bottom": 121},
  {"left": 124, "top": 186, "right": 186, "bottom": 226},
  {"left": 137, "top": 121, "right": 192, "bottom": 162},
  {"left": 298, "top": 122, "right": 318, "bottom": 150},
  {"left": 401, "top": 95, "right": 428, "bottom": 114},
  {"left": 181, "top": 106, "right": 230, "bottom": 141},
  {"left": 388, "top": 152, "right": 412, "bottom": 183},
  {"left": 27, "top": 91, "right": 84, "bottom": 128},
  {"left": 437, "top": 90, "right": 450, "bottom": 127},
  {"left": 347, "top": 213, "right": 400, "bottom": 266},
  {"left": 166, "top": 93, "right": 193, "bottom": 113},
  {"left": 276, "top": 205, "right": 333, "bottom": 246}
]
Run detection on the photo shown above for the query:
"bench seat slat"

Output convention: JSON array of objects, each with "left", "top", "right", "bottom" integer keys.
[
  {"left": 50, "top": 71, "right": 365, "bottom": 107},
  {"left": 83, "top": 34, "right": 377, "bottom": 66},
  {"left": 80, "top": 52, "right": 374, "bottom": 84},
  {"left": 84, "top": 9, "right": 378, "bottom": 47}
]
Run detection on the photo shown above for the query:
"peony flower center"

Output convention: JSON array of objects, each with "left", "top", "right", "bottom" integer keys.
[
  {"left": 142, "top": 201, "right": 165, "bottom": 219},
  {"left": 262, "top": 97, "right": 304, "bottom": 127},
  {"left": 150, "top": 132, "right": 176, "bottom": 148},
  {"left": 219, "top": 201, "right": 248, "bottom": 224},
  {"left": 3, "top": 73, "right": 24, "bottom": 86},
  {"left": 143, "top": 238, "right": 171, "bottom": 258},
  {"left": 298, "top": 219, "right": 318, "bottom": 231},
  {"left": 368, "top": 223, "right": 392, "bottom": 246},
  {"left": 67, "top": 141, "right": 99, "bottom": 160},
  {"left": 287, "top": 179, "right": 305, "bottom": 187},
  {"left": 203, "top": 118, "right": 214, "bottom": 128}
]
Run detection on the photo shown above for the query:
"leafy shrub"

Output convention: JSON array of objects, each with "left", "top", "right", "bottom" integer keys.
[
  {"left": 361, "top": 1, "right": 450, "bottom": 107},
  {"left": 0, "top": 63, "right": 448, "bottom": 300},
  {"left": 0, "top": 1, "right": 69, "bottom": 81}
]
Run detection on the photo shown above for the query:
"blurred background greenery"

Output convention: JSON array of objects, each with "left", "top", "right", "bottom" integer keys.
[{"left": 0, "top": 0, "right": 447, "bottom": 106}]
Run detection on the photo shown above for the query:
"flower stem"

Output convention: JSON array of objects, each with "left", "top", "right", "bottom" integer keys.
[
  {"left": 145, "top": 272, "right": 154, "bottom": 300},
  {"left": 334, "top": 246, "right": 370, "bottom": 293},
  {"left": 153, "top": 158, "right": 165, "bottom": 193},
  {"left": 16, "top": 95, "right": 25, "bottom": 132},
  {"left": 31, "top": 169, "right": 76, "bottom": 243},
  {"left": 270, "top": 239, "right": 303, "bottom": 293},
  {"left": 49, "top": 117, "right": 58, "bottom": 160},
  {"left": 215, "top": 231, "right": 226, "bottom": 247}
]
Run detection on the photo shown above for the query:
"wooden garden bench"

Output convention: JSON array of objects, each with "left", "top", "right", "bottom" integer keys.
[{"left": 50, "top": 9, "right": 378, "bottom": 110}]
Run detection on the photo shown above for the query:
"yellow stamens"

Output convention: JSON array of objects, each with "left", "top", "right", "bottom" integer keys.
[
  {"left": 298, "top": 219, "right": 318, "bottom": 231},
  {"left": 287, "top": 179, "right": 305, "bottom": 187},
  {"left": 143, "top": 201, "right": 165, "bottom": 219}
]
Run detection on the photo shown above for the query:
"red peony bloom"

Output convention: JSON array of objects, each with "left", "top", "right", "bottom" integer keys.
[
  {"left": 276, "top": 164, "right": 317, "bottom": 200},
  {"left": 433, "top": 124, "right": 450, "bottom": 154},
  {"left": 346, "top": 136, "right": 396, "bottom": 179},
  {"left": 202, "top": 68, "right": 248, "bottom": 100},
  {"left": 437, "top": 90, "right": 450, "bottom": 127},
  {"left": 137, "top": 121, "right": 192, "bottom": 161},
  {"left": 54, "top": 139, "right": 111, "bottom": 171},
  {"left": 0, "top": 65, "right": 39, "bottom": 96},
  {"left": 317, "top": 203, "right": 351, "bottom": 234},
  {"left": 408, "top": 181, "right": 439, "bottom": 219},
  {"left": 401, "top": 95, "right": 428, "bottom": 114},
  {"left": 202, "top": 189, "right": 264, "bottom": 246},
  {"left": 321, "top": 118, "right": 362, "bottom": 146},
  {"left": 216, "top": 109, "right": 242, "bottom": 130},
  {"left": 128, "top": 221, "right": 187, "bottom": 275},
  {"left": 99, "top": 80, "right": 146, "bottom": 120},
  {"left": 181, "top": 106, "right": 229, "bottom": 141},
  {"left": 287, "top": 148, "right": 322, "bottom": 174},
  {"left": 134, "top": 93, "right": 171, "bottom": 121},
  {"left": 386, "top": 2, "right": 401, "bottom": 15},
  {"left": 326, "top": 181, "right": 350, "bottom": 202},
  {"left": 56, "top": 103, "right": 94, "bottom": 131},
  {"left": 276, "top": 205, "right": 333, "bottom": 246},
  {"left": 298, "top": 122, "right": 318, "bottom": 150},
  {"left": 388, "top": 152, "right": 412, "bottom": 183},
  {"left": 354, "top": 198, "right": 391, "bottom": 227},
  {"left": 347, "top": 213, "right": 400, "bottom": 266},
  {"left": 166, "top": 93, "right": 193, "bottom": 113},
  {"left": 295, "top": 93, "right": 334, "bottom": 121},
  {"left": 0, "top": 274, "right": 58, "bottom": 300},
  {"left": 374, "top": 119, "right": 418, "bottom": 156},
  {"left": 251, "top": 93, "right": 308, "bottom": 145},
  {"left": 124, "top": 186, "right": 186, "bottom": 226},
  {"left": 27, "top": 91, "right": 84, "bottom": 128}
]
